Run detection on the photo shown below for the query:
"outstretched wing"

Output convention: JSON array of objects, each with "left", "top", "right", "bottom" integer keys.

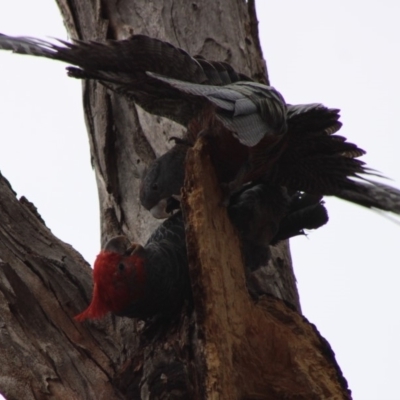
[
  {"left": 0, "top": 33, "right": 286, "bottom": 141},
  {"left": 0, "top": 33, "right": 207, "bottom": 82},
  {"left": 0, "top": 33, "right": 258, "bottom": 127}
]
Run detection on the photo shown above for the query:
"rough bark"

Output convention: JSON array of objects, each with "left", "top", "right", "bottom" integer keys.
[
  {"left": 0, "top": 0, "right": 350, "bottom": 399},
  {"left": 0, "top": 172, "right": 133, "bottom": 400}
]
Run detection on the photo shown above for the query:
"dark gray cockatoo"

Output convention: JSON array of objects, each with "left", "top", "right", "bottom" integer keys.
[{"left": 0, "top": 33, "right": 399, "bottom": 219}]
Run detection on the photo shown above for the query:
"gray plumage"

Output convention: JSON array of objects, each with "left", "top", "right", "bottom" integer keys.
[
  {"left": 0, "top": 32, "right": 281, "bottom": 144},
  {"left": 1, "top": 32, "right": 399, "bottom": 217}
]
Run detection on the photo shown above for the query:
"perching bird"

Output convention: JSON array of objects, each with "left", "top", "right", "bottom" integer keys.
[
  {"left": 75, "top": 183, "right": 328, "bottom": 321},
  {"left": 75, "top": 212, "right": 189, "bottom": 321},
  {"left": 1, "top": 33, "right": 399, "bottom": 215}
]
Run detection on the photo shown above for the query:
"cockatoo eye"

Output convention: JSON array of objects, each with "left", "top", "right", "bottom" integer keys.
[{"left": 118, "top": 263, "right": 125, "bottom": 272}]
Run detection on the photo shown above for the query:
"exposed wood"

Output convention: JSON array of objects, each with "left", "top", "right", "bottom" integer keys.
[{"left": 182, "top": 139, "right": 350, "bottom": 399}]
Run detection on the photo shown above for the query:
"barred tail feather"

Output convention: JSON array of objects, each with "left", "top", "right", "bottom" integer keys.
[{"left": 336, "top": 179, "right": 400, "bottom": 214}]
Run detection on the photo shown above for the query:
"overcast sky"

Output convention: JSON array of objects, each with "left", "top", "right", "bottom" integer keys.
[{"left": 0, "top": 1, "right": 399, "bottom": 399}]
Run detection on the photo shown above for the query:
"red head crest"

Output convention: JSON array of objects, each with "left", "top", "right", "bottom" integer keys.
[{"left": 75, "top": 237, "right": 145, "bottom": 322}]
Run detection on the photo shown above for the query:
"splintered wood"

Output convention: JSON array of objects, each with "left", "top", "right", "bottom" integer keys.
[{"left": 182, "top": 138, "right": 351, "bottom": 400}]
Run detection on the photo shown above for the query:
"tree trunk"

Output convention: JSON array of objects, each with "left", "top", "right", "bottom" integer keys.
[{"left": 0, "top": 0, "right": 351, "bottom": 399}]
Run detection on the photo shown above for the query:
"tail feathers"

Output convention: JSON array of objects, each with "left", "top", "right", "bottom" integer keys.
[
  {"left": 271, "top": 193, "right": 329, "bottom": 244},
  {"left": 336, "top": 179, "right": 400, "bottom": 214},
  {"left": 271, "top": 104, "right": 372, "bottom": 196},
  {"left": 287, "top": 103, "right": 343, "bottom": 137}
]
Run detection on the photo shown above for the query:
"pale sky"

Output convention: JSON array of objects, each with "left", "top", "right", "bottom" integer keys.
[{"left": 0, "top": 1, "right": 399, "bottom": 399}]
